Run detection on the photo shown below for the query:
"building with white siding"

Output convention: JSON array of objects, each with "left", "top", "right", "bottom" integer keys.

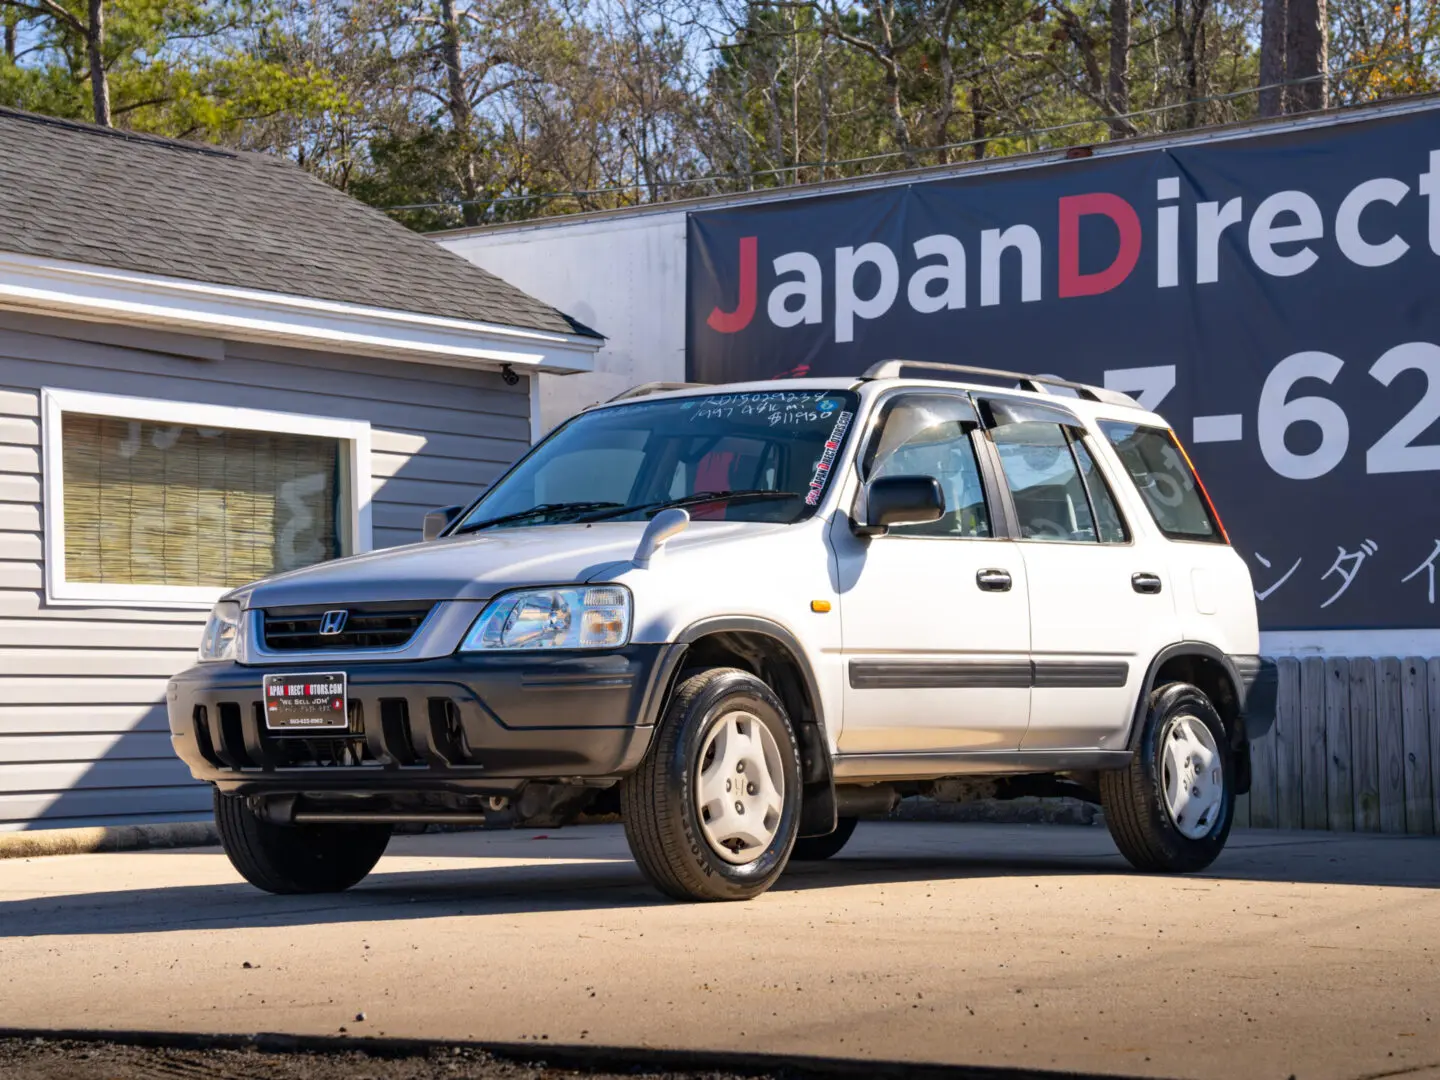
[{"left": 0, "top": 108, "right": 601, "bottom": 831}]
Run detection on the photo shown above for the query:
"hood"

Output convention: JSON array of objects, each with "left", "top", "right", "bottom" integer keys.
[{"left": 231, "top": 519, "right": 783, "bottom": 609}]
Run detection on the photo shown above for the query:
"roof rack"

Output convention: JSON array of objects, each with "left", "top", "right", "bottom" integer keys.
[
  {"left": 861, "top": 360, "right": 1140, "bottom": 409},
  {"left": 606, "top": 381, "right": 711, "bottom": 403}
]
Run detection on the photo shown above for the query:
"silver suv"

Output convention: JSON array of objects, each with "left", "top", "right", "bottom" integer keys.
[{"left": 168, "top": 362, "right": 1276, "bottom": 901}]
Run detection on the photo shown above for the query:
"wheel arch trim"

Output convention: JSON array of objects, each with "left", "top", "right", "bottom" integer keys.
[
  {"left": 1126, "top": 642, "right": 1245, "bottom": 753},
  {"left": 673, "top": 616, "right": 828, "bottom": 735},
  {"left": 670, "top": 615, "right": 836, "bottom": 837}
]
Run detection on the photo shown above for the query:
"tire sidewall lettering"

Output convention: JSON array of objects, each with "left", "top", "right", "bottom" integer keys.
[
  {"left": 1141, "top": 683, "right": 1233, "bottom": 861},
  {"left": 668, "top": 673, "right": 800, "bottom": 891}
]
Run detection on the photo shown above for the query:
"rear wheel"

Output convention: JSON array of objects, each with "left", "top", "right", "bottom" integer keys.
[
  {"left": 1100, "top": 682, "right": 1233, "bottom": 873},
  {"left": 213, "top": 791, "right": 391, "bottom": 894},
  {"left": 621, "top": 667, "right": 801, "bottom": 901},
  {"left": 789, "top": 817, "right": 858, "bottom": 862}
]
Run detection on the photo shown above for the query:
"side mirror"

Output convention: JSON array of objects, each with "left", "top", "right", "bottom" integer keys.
[
  {"left": 853, "top": 475, "right": 945, "bottom": 537},
  {"left": 423, "top": 505, "right": 464, "bottom": 541}
]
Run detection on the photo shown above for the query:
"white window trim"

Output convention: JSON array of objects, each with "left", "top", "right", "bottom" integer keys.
[{"left": 41, "top": 388, "right": 372, "bottom": 609}]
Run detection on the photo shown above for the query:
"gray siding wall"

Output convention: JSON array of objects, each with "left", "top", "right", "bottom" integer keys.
[{"left": 0, "top": 311, "right": 531, "bottom": 830}]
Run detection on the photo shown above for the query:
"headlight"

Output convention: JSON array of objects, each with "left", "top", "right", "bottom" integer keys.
[
  {"left": 460, "top": 586, "right": 631, "bottom": 651},
  {"left": 198, "top": 601, "right": 242, "bottom": 662}
]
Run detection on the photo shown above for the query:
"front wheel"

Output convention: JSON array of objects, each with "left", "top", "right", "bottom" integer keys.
[
  {"left": 1100, "top": 682, "right": 1233, "bottom": 873},
  {"left": 621, "top": 667, "right": 802, "bottom": 901},
  {"left": 214, "top": 791, "right": 391, "bottom": 894}
]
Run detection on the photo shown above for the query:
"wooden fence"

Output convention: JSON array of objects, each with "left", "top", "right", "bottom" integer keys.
[{"left": 1234, "top": 657, "right": 1440, "bottom": 835}]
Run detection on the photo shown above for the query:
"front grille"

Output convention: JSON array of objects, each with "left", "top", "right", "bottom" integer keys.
[
  {"left": 191, "top": 694, "right": 472, "bottom": 770},
  {"left": 260, "top": 602, "right": 434, "bottom": 652}
]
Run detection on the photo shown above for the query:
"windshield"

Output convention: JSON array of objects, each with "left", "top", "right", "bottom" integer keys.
[{"left": 455, "top": 390, "right": 861, "bottom": 532}]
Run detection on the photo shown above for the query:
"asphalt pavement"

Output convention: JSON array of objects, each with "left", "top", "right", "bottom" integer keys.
[{"left": 0, "top": 821, "right": 1436, "bottom": 1080}]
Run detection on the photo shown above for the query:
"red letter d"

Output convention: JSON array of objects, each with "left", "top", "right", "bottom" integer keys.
[{"left": 1058, "top": 194, "right": 1141, "bottom": 298}]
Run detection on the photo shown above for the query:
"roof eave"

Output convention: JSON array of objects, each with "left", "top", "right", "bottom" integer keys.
[{"left": 0, "top": 251, "right": 601, "bottom": 375}]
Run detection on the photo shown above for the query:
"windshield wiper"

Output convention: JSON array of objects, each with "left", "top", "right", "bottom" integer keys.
[
  {"left": 454, "top": 501, "right": 625, "bottom": 533},
  {"left": 579, "top": 490, "right": 799, "bottom": 522}
]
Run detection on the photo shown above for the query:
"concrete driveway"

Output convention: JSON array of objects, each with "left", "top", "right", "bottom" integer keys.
[{"left": 0, "top": 822, "right": 1436, "bottom": 1080}]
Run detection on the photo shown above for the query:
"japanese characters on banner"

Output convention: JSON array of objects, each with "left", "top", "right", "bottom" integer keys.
[{"left": 684, "top": 106, "right": 1440, "bottom": 632}]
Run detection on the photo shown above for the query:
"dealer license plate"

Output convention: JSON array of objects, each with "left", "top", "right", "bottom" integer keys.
[{"left": 263, "top": 672, "right": 348, "bottom": 732}]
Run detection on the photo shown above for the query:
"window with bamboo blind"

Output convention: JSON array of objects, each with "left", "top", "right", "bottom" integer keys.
[{"left": 60, "top": 413, "right": 343, "bottom": 589}]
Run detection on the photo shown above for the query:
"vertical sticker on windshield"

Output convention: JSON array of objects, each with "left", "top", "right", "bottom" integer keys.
[{"left": 805, "top": 410, "right": 854, "bottom": 505}]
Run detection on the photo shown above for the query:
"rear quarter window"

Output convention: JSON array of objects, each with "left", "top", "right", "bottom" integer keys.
[{"left": 1098, "top": 422, "right": 1225, "bottom": 543}]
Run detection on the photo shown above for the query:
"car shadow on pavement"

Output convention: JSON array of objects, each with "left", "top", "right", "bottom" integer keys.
[
  {"left": 3, "top": 825, "right": 1437, "bottom": 939},
  {"left": 0, "top": 857, "right": 1109, "bottom": 940},
  {"left": 390, "top": 821, "right": 1440, "bottom": 890},
  {"left": 0, "top": 858, "right": 661, "bottom": 939},
  {"left": 784, "top": 827, "right": 1440, "bottom": 891}
]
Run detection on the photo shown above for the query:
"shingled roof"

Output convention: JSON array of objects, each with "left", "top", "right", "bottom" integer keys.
[{"left": 0, "top": 108, "right": 599, "bottom": 339}]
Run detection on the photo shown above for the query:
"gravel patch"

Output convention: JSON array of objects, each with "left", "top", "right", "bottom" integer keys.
[{"left": 0, "top": 1037, "right": 774, "bottom": 1080}]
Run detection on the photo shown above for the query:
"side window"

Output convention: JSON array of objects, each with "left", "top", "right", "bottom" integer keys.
[
  {"left": 864, "top": 394, "right": 991, "bottom": 538},
  {"left": 1098, "top": 422, "right": 1224, "bottom": 542},
  {"left": 991, "top": 420, "right": 1105, "bottom": 543},
  {"left": 1071, "top": 438, "right": 1129, "bottom": 543}
]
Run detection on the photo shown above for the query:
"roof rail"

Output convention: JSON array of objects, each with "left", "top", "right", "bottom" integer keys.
[
  {"left": 606, "top": 381, "right": 710, "bottom": 403},
  {"left": 861, "top": 360, "right": 1140, "bottom": 409}
]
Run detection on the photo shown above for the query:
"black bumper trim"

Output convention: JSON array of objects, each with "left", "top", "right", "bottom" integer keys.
[
  {"left": 167, "top": 644, "right": 682, "bottom": 794},
  {"left": 1231, "top": 654, "right": 1279, "bottom": 734}
]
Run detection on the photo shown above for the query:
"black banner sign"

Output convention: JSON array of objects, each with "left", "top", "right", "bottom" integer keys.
[{"left": 686, "top": 106, "right": 1440, "bottom": 632}]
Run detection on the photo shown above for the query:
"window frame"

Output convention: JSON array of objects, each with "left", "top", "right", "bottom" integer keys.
[
  {"left": 855, "top": 388, "right": 1000, "bottom": 542},
  {"left": 1097, "top": 420, "right": 1227, "bottom": 545},
  {"left": 41, "top": 387, "right": 373, "bottom": 609},
  {"left": 1061, "top": 428, "right": 1131, "bottom": 545},
  {"left": 973, "top": 395, "right": 1133, "bottom": 547}
]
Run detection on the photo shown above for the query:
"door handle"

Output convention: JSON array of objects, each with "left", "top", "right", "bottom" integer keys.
[
  {"left": 1132, "top": 572, "right": 1164, "bottom": 595},
  {"left": 976, "top": 568, "right": 1012, "bottom": 592}
]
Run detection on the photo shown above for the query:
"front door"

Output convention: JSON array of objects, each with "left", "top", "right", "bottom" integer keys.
[{"left": 834, "top": 391, "right": 1032, "bottom": 754}]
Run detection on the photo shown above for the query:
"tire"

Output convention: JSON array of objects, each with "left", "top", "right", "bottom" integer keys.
[
  {"left": 789, "top": 817, "right": 858, "bottom": 862},
  {"left": 1100, "top": 682, "right": 1234, "bottom": 873},
  {"left": 213, "top": 790, "right": 391, "bottom": 895},
  {"left": 621, "top": 667, "right": 802, "bottom": 901}
]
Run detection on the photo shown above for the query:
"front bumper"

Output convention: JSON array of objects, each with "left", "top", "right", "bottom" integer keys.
[{"left": 166, "top": 644, "right": 682, "bottom": 797}]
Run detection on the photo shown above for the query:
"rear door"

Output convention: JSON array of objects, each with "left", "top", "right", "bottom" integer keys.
[
  {"left": 975, "top": 397, "right": 1181, "bottom": 752},
  {"left": 1095, "top": 421, "right": 1255, "bottom": 654}
]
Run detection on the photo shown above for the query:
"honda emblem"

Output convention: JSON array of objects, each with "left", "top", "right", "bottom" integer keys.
[{"left": 318, "top": 610, "right": 349, "bottom": 636}]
